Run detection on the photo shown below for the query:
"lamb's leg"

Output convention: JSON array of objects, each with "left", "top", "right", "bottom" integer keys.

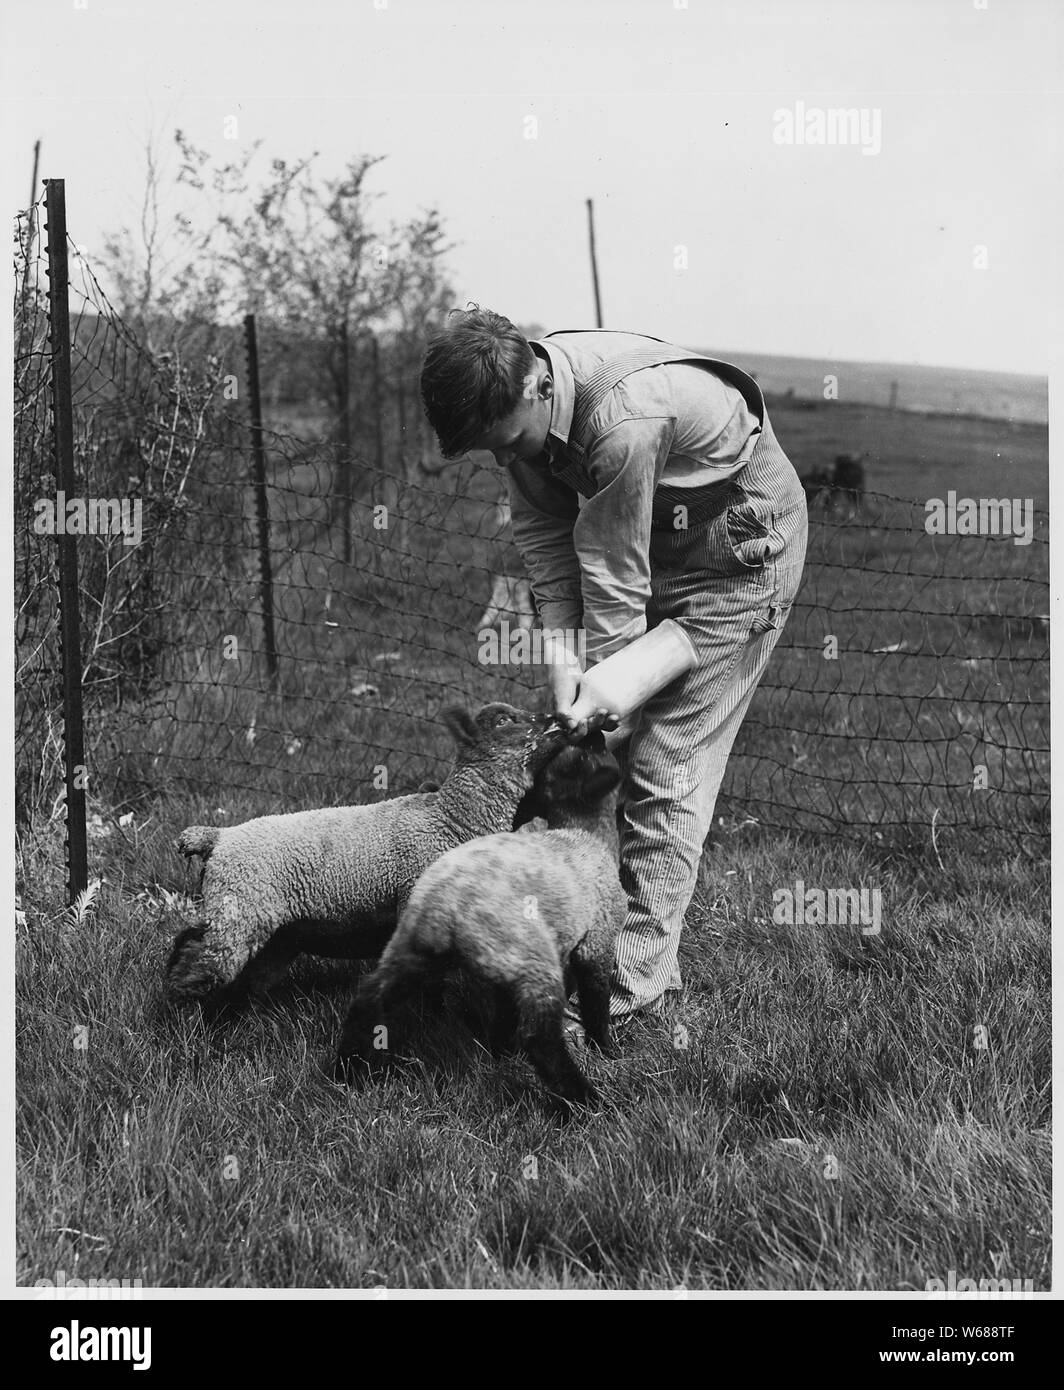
[
  {"left": 239, "top": 930, "right": 302, "bottom": 1003},
  {"left": 571, "top": 948, "right": 617, "bottom": 1057},
  {"left": 166, "top": 922, "right": 229, "bottom": 1006},
  {"left": 488, "top": 984, "right": 520, "bottom": 1056},
  {"left": 419, "top": 978, "right": 447, "bottom": 1017},
  {"left": 166, "top": 892, "right": 279, "bottom": 1005},
  {"left": 392, "top": 887, "right": 445, "bottom": 1017},
  {"left": 335, "top": 974, "right": 391, "bottom": 1081},
  {"left": 334, "top": 954, "right": 436, "bottom": 1084},
  {"left": 517, "top": 987, "right": 598, "bottom": 1113},
  {"left": 167, "top": 915, "right": 296, "bottom": 1012}
]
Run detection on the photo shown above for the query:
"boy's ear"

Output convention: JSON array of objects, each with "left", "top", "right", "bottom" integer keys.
[
  {"left": 441, "top": 706, "right": 478, "bottom": 748},
  {"left": 583, "top": 764, "right": 621, "bottom": 802}
]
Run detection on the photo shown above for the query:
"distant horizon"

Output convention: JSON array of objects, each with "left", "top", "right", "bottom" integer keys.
[
  {"left": 58, "top": 299, "right": 1051, "bottom": 385},
  {"left": 691, "top": 343, "right": 1048, "bottom": 425},
  {"left": 523, "top": 317, "right": 1049, "bottom": 384},
  {"left": 695, "top": 346, "right": 1047, "bottom": 384}
]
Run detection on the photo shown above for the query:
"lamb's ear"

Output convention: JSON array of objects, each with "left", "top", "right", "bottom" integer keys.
[
  {"left": 441, "top": 705, "right": 478, "bottom": 748},
  {"left": 583, "top": 763, "right": 622, "bottom": 802}
]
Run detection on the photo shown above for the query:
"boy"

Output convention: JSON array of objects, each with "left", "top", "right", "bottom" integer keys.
[{"left": 420, "top": 308, "right": 807, "bottom": 1025}]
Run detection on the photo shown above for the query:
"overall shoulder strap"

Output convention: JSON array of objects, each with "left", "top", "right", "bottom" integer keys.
[{"left": 544, "top": 333, "right": 765, "bottom": 457}]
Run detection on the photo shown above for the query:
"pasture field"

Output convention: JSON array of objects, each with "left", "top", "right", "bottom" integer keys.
[
  {"left": 15, "top": 397, "right": 1050, "bottom": 1290},
  {"left": 16, "top": 813, "right": 1049, "bottom": 1290},
  {"left": 80, "top": 395, "right": 1048, "bottom": 848}
]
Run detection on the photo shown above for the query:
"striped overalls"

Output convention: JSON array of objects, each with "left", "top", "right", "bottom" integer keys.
[{"left": 518, "top": 335, "right": 808, "bottom": 1017}]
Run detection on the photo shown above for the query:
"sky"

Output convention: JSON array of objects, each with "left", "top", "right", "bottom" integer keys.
[{"left": 2, "top": 0, "right": 1059, "bottom": 374}]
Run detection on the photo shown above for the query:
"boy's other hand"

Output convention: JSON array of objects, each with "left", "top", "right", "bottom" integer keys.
[
  {"left": 541, "top": 633, "right": 619, "bottom": 738},
  {"left": 549, "top": 649, "right": 583, "bottom": 732},
  {"left": 564, "top": 690, "right": 621, "bottom": 741},
  {"left": 541, "top": 635, "right": 584, "bottom": 733}
]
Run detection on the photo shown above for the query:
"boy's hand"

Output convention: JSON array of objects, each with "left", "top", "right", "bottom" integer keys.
[
  {"left": 547, "top": 644, "right": 584, "bottom": 732},
  {"left": 541, "top": 633, "right": 620, "bottom": 739},
  {"left": 564, "top": 690, "right": 620, "bottom": 741},
  {"left": 546, "top": 651, "right": 620, "bottom": 740},
  {"left": 541, "top": 633, "right": 586, "bottom": 734}
]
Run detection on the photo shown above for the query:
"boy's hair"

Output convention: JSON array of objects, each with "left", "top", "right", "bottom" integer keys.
[{"left": 420, "top": 306, "right": 536, "bottom": 458}]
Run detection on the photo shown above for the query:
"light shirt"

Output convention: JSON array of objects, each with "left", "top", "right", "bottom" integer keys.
[{"left": 507, "top": 331, "right": 762, "bottom": 663}]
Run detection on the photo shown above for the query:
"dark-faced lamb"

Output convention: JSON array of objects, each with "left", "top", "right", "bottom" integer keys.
[
  {"left": 334, "top": 733, "right": 628, "bottom": 1112},
  {"left": 166, "top": 703, "right": 568, "bottom": 1007}
]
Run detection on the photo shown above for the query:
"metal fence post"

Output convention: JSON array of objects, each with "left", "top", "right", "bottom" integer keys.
[
  {"left": 21, "top": 140, "right": 41, "bottom": 304},
  {"left": 338, "top": 317, "right": 355, "bottom": 564},
  {"left": 371, "top": 331, "right": 385, "bottom": 476},
  {"left": 243, "top": 313, "right": 280, "bottom": 690},
  {"left": 44, "top": 179, "right": 88, "bottom": 904}
]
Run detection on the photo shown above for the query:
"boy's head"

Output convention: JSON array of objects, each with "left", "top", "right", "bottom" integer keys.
[{"left": 420, "top": 306, "right": 554, "bottom": 464}]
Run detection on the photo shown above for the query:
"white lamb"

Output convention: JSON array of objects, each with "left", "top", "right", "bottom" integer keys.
[
  {"left": 166, "top": 703, "right": 568, "bottom": 1008},
  {"left": 334, "top": 732, "right": 629, "bottom": 1111}
]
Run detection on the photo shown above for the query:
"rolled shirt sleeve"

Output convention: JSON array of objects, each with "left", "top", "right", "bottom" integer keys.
[
  {"left": 575, "top": 415, "right": 674, "bottom": 663},
  {"left": 507, "top": 459, "right": 584, "bottom": 637},
  {"left": 507, "top": 414, "right": 675, "bottom": 667}
]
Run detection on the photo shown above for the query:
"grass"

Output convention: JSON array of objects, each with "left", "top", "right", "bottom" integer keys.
[{"left": 16, "top": 805, "right": 1049, "bottom": 1290}]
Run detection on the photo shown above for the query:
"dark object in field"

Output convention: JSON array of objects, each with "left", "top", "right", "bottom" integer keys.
[
  {"left": 800, "top": 466, "right": 833, "bottom": 504},
  {"left": 832, "top": 451, "right": 866, "bottom": 505},
  {"left": 800, "top": 452, "right": 867, "bottom": 511},
  {"left": 335, "top": 732, "right": 628, "bottom": 1115},
  {"left": 166, "top": 703, "right": 568, "bottom": 1007}
]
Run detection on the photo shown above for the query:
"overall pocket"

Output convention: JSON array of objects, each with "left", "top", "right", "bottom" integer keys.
[
  {"left": 750, "top": 598, "right": 792, "bottom": 637},
  {"left": 725, "top": 500, "right": 773, "bottom": 570},
  {"left": 689, "top": 498, "right": 774, "bottom": 575},
  {"left": 650, "top": 491, "right": 781, "bottom": 578}
]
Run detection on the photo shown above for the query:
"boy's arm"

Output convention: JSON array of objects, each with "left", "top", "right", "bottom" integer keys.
[
  {"left": 507, "top": 416, "right": 675, "bottom": 666},
  {"left": 573, "top": 414, "right": 675, "bottom": 664},
  {"left": 507, "top": 460, "right": 584, "bottom": 637}
]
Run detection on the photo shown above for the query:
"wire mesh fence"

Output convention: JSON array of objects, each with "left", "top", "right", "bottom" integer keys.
[{"left": 14, "top": 198, "right": 1050, "bottom": 861}]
